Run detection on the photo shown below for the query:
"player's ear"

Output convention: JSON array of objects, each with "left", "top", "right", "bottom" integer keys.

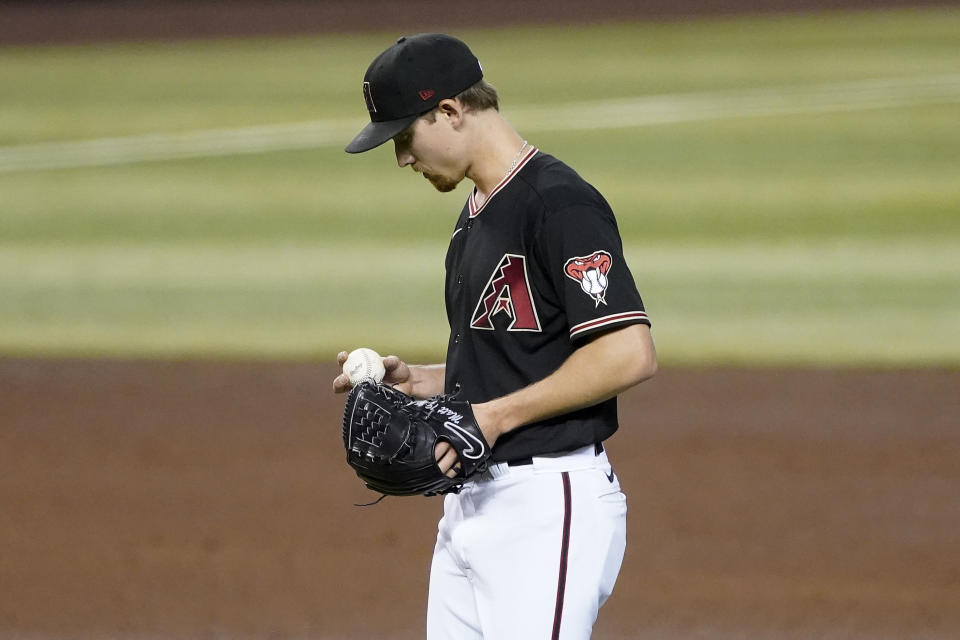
[{"left": 437, "top": 99, "right": 465, "bottom": 128}]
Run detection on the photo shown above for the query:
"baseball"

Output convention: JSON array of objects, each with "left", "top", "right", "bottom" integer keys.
[{"left": 343, "top": 348, "right": 386, "bottom": 386}]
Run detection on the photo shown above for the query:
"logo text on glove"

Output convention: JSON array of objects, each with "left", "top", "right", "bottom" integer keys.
[{"left": 423, "top": 401, "right": 487, "bottom": 460}]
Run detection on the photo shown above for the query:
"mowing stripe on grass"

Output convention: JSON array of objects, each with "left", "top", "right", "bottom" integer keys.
[
  {"left": 1, "top": 239, "right": 956, "bottom": 363},
  {"left": 1, "top": 74, "right": 959, "bottom": 173},
  {"left": 1, "top": 239, "right": 957, "bottom": 288}
]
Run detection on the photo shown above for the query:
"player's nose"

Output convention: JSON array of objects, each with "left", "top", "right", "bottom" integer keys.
[{"left": 395, "top": 146, "right": 415, "bottom": 168}]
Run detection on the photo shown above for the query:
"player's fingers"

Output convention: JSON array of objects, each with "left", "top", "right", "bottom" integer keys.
[
  {"left": 440, "top": 451, "right": 460, "bottom": 477},
  {"left": 332, "top": 373, "right": 353, "bottom": 394},
  {"left": 336, "top": 351, "right": 349, "bottom": 366},
  {"left": 434, "top": 441, "right": 452, "bottom": 460},
  {"left": 438, "top": 447, "right": 457, "bottom": 468},
  {"left": 383, "top": 355, "right": 410, "bottom": 385},
  {"left": 434, "top": 442, "right": 459, "bottom": 475},
  {"left": 435, "top": 445, "right": 461, "bottom": 478},
  {"left": 383, "top": 356, "right": 403, "bottom": 374}
]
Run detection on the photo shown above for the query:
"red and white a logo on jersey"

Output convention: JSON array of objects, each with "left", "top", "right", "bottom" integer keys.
[{"left": 470, "top": 254, "right": 542, "bottom": 332}]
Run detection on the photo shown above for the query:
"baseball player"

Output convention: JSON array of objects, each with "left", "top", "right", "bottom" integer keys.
[{"left": 333, "top": 33, "right": 657, "bottom": 639}]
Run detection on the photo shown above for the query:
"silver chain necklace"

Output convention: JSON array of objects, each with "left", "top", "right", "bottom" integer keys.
[
  {"left": 506, "top": 140, "right": 529, "bottom": 176},
  {"left": 476, "top": 140, "right": 529, "bottom": 207}
]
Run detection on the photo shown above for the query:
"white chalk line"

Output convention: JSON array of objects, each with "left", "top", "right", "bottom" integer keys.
[{"left": 1, "top": 74, "right": 959, "bottom": 173}]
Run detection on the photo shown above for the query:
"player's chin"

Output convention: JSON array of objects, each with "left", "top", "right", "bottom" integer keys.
[{"left": 424, "top": 172, "right": 460, "bottom": 193}]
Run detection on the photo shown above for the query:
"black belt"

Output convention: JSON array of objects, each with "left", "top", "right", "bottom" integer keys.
[{"left": 507, "top": 441, "right": 604, "bottom": 467}]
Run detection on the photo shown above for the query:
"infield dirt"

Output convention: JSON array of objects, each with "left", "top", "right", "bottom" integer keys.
[{"left": 1, "top": 359, "right": 957, "bottom": 639}]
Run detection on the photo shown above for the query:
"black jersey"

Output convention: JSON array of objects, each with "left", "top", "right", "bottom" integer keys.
[{"left": 443, "top": 148, "right": 651, "bottom": 463}]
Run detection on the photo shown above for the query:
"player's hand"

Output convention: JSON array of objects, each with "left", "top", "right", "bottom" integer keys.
[
  {"left": 382, "top": 355, "right": 414, "bottom": 395},
  {"left": 332, "top": 351, "right": 353, "bottom": 393},
  {"left": 434, "top": 404, "right": 498, "bottom": 478},
  {"left": 434, "top": 441, "right": 461, "bottom": 478},
  {"left": 332, "top": 351, "right": 413, "bottom": 394}
]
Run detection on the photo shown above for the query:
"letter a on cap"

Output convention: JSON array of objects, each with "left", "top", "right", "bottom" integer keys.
[{"left": 363, "top": 81, "right": 377, "bottom": 113}]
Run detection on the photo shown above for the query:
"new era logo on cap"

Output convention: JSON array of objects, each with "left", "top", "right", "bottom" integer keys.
[{"left": 418, "top": 89, "right": 435, "bottom": 101}]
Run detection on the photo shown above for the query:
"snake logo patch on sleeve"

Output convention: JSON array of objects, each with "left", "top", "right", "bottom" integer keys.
[{"left": 564, "top": 250, "right": 613, "bottom": 307}]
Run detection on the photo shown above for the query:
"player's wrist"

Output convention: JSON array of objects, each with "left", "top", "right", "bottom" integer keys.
[{"left": 471, "top": 401, "right": 507, "bottom": 446}]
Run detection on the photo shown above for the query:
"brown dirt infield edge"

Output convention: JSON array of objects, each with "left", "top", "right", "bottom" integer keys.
[
  {"left": 1, "top": 359, "right": 958, "bottom": 639},
  {"left": 1, "top": 0, "right": 957, "bottom": 46}
]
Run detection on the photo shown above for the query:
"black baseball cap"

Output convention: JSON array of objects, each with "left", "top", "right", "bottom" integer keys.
[{"left": 345, "top": 33, "right": 483, "bottom": 154}]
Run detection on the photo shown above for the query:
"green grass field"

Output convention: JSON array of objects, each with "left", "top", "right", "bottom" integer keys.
[{"left": 1, "top": 8, "right": 958, "bottom": 365}]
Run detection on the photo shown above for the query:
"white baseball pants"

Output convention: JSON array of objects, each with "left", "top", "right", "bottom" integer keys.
[{"left": 426, "top": 444, "right": 627, "bottom": 639}]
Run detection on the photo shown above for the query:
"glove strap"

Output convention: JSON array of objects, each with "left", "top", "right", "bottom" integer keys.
[{"left": 353, "top": 492, "right": 389, "bottom": 508}]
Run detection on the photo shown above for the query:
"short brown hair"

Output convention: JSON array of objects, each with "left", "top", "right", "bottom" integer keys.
[
  {"left": 456, "top": 79, "right": 500, "bottom": 112},
  {"left": 421, "top": 79, "right": 500, "bottom": 122}
]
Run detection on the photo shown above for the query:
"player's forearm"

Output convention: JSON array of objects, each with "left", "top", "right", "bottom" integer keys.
[
  {"left": 408, "top": 364, "right": 447, "bottom": 399},
  {"left": 474, "top": 324, "right": 656, "bottom": 442}
]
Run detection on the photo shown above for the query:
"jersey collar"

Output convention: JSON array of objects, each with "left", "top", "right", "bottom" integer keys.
[{"left": 467, "top": 146, "right": 538, "bottom": 219}]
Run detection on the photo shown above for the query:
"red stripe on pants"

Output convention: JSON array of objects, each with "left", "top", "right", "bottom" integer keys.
[{"left": 552, "top": 472, "right": 572, "bottom": 639}]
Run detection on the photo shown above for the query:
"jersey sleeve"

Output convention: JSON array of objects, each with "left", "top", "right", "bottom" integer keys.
[{"left": 536, "top": 202, "right": 650, "bottom": 342}]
